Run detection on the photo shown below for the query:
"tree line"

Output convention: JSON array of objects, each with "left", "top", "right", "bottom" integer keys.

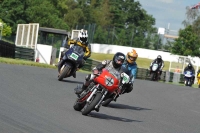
[
  {"left": 0, "top": 0, "right": 161, "bottom": 49},
  {"left": 1, "top": 0, "right": 200, "bottom": 56}
]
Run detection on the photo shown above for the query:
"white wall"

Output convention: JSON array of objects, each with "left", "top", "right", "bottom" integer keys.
[{"left": 36, "top": 44, "right": 56, "bottom": 65}]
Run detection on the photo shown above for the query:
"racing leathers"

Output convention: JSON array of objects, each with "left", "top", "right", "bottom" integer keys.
[
  {"left": 58, "top": 39, "right": 91, "bottom": 78},
  {"left": 149, "top": 59, "right": 164, "bottom": 76},
  {"left": 184, "top": 65, "right": 195, "bottom": 83},
  {"left": 121, "top": 61, "right": 137, "bottom": 93}
]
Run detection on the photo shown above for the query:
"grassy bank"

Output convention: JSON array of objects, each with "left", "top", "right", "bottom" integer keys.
[
  {"left": 90, "top": 53, "right": 170, "bottom": 71},
  {"left": 0, "top": 57, "right": 57, "bottom": 69},
  {"left": 0, "top": 52, "right": 170, "bottom": 70}
]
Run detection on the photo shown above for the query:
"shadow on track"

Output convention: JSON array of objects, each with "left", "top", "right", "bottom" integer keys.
[
  {"left": 61, "top": 79, "right": 83, "bottom": 84},
  {"left": 88, "top": 112, "right": 142, "bottom": 122},
  {"left": 106, "top": 103, "right": 152, "bottom": 111}
]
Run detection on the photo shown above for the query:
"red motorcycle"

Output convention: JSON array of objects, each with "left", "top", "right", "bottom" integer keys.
[{"left": 73, "top": 68, "right": 130, "bottom": 115}]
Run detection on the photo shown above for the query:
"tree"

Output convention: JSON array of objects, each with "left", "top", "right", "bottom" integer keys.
[
  {"left": 171, "top": 25, "right": 200, "bottom": 56},
  {"left": 26, "top": 0, "right": 68, "bottom": 29},
  {"left": 0, "top": 0, "right": 69, "bottom": 34},
  {"left": 0, "top": 19, "right": 12, "bottom": 37}
]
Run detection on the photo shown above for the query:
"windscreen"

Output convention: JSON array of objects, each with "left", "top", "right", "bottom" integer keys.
[
  {"left": 72, "top": 45, "right": 85, "bottom": 56},
  {"left": 104, "top": 67, "right": 121, "bottom": 80}
]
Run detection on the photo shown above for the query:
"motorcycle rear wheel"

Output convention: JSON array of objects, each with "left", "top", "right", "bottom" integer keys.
[
  {"left": 102, "top": 98, "right": 113, "bottom": 107},
  {"left": 82, "top": 92, "right": 102, "bottom": 115},
  {"left": 58, "top": 65, "right": 71, "bottom": 81}
]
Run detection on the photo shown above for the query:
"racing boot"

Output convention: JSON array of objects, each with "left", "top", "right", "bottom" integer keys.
[
  {"left": 72, "top": 68, "right": 80, "bottom": 78},
  {"left": 72, "top": 72, "right": 76, "bottom": 78},
  {"left": 74, "top": 84, "right": 87, "bottom": 97}
]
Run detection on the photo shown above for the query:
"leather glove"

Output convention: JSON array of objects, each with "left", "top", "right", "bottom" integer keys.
[{"left": 93, "top": 69, "right": 99, "bottom": 75}]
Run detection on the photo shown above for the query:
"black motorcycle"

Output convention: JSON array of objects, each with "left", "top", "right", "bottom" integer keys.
[
  {"left": 150, "top": 62, "right": 160, "bottom": 81},
  {"left": 58, "top": 45, "right": 84, "bottom": 81},
  {"left": 184, "top": 70, "right": 194, "bottom": 87}
]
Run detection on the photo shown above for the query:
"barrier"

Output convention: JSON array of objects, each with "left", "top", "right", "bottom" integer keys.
[
  {"left": 15, "top": 46, "right": 35, "bottom": 61},
  {"left": 0, "top": 40, "right": 15, "bottom": 58},
  {"left": 0, "top": 40, "right": 35, "bottom": 61}
]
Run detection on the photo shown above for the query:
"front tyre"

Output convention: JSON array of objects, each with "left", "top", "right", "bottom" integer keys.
[
  {"left": 82, "top": 92, "right": 102, "bottom": 115},
  {"left": 73, "top": 99, "right": 85, "bottom": 111},
  {"left": 58, "top": 65, "right": 71, "bottom": 81},
  {"left": 150, "top": 73, "right": 155, "bottom": 81}
]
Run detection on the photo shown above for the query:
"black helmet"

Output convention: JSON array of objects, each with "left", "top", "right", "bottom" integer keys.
[
  {"left": 112, "top": 52, "right": 125, "bottom": 68},
  {"left": 188, "top": 63, "right": 192, "bottom": 69},
  {"left": 157, "top": 55, "right": 162, "bottom": 62}
]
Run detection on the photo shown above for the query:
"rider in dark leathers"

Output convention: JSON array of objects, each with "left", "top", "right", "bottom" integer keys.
[
  {"left": 149, "top": 55, "right": 164, "bottom": 78},
  {"left": 58, "top": 29, "right": 91, "bottom": 78},
  {"left": 121, "top": 49, "right": 138, "bottom": 94},
  {"left": 75, "top": 52, "right": 126, "bottom": 95},
  {"left": 184, "top": 63, "right": 195, "bottom": 83}
]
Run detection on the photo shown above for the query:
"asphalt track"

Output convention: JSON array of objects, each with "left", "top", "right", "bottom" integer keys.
[{"left": 0, "top": 63, "right": 200, "bottom": 133}]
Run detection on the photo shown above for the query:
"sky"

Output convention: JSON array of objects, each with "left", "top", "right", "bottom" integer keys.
[{"left": 136, "top": 0, "right": 200, "bottom": 32}]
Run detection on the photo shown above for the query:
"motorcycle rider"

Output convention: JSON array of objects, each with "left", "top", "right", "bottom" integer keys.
[
  {"left": 121, "top": 49, "right": 138, "bottom": 94},
  {"left": 184, "top": 62, "right": 195, "bottom": 83},
  {"left": 149, "top": 55, "right": 164, "bottom": 78},
  {"left": 75, "top": 52, "right": 126, "bottom": 96},
  {"left": 58, "top": 29, "right": 91, "bottom": 78}
]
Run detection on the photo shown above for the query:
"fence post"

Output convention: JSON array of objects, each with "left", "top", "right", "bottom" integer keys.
[{"left": 169, "top": 72, "right": 174, "bottom": 82}]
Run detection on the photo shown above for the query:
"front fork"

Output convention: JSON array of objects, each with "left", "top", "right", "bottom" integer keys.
[{"left": 86, "top": 84, "right": 108, "bottom": 109}]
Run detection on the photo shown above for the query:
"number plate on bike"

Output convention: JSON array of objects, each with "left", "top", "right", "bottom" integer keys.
[
  {"left": 70, "top": 53, "right": 79, "bottom": 60},
  {"left": 122, "top": 73, "right": 130, "bottom": 84}
]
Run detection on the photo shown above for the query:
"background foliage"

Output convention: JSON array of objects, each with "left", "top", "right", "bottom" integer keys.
[
  {"left": 0, "top": 0, "right": 160, "bottom": 49},
  {"left": 1, "top": 0, "right": 200, "bottom": 56}
]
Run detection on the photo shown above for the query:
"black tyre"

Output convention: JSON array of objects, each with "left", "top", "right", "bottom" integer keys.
[
  {"left": 102, "top": 98, "right": 113, "bottom": 107},
  {"left": 185, "top": 80, "right": 188, "bottom": 86},
  {"left": 150, "top": 73, "right": 155, "bottom": 81},
  {"left": 82, "top": 92, "right": 102, "bottom": 115},
  {"left": 73, "top": 99, "right": 85, "bottom": 111},
  {"left": 58, "top": 65, "right": 71, "bottom": 81},
  {"left": 198, "top": 84, "right": 200, "bottom": 88}
]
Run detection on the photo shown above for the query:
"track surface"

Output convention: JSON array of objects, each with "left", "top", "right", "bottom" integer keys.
[{"left": 0, "top": 63, "right": 200, "bottom": 133}]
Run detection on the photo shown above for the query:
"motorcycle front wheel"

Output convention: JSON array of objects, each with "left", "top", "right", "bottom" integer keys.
[
  {"left": 58, "top": 65, "right": 72, "bottom": 81},
  {"left": 150, "top": 73, "right": 156, "bottom": 81},
  {"left": 82, "top": 92, "right": 102, "bottom": 115},
  {"left": 73, "top": 99, "right": 85, "bottom": 111}
]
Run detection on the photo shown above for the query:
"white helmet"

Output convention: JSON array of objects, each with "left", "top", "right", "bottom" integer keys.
[{"left": 78, "top": 29, "right": 88, "bottom": 43}]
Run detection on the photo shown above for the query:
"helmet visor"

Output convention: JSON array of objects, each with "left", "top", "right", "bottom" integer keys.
[
  {"left": 115, "top": 56, "right": 125, "bottom": 64},
  {"left": 129, "top": 56, "right": 137, "bottom": 61}
]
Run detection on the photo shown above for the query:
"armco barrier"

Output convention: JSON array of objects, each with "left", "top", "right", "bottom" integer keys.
[
  {"left": 15, "top": 46, "right": 35, "bottom": 61},
  {"left": 0, "top": 40, "right": 35, "bottom": 61},
  {"left": 82, "top": 58, "right": 100, "bottom": 72},
  {"left": 0, "top": 40, "right": 15, "bottom": 58}
]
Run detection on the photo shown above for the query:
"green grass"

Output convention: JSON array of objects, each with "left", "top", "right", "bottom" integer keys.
[
  {"left": 0, "top": 57, "right": 90, "bottom": 73},
  {"left": 0, "top": 57, "right": 57, "bottom": 69},
  {"left": 90, "top": 52, "right": 170, "bottom": 71}
]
